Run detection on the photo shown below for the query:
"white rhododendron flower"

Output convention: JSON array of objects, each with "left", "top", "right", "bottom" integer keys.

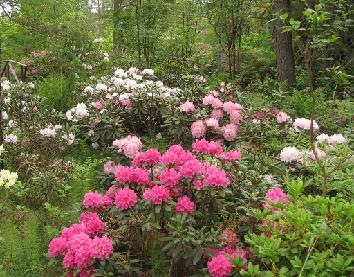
[
  {"left": 328, "top": 134, "right": 346, "bottom": 144},
  {"left": 4, "top": 134, "right": 17, "bottom": 144},
  {"left": 293, "top": 118, "right": 319, "bottom": 132},
  {"left": 0, "top": 169, "right": 18, "bottom": 188},
  {"left": 280, "top": 147, "right": 303, "bottom": 163}
]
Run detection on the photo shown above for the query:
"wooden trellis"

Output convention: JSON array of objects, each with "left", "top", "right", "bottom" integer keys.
[{"left": 0, "top": 60, "right": 28, "bottom": 82}]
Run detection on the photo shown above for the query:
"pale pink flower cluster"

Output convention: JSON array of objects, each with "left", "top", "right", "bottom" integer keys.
[
  {"left": 280, "top": 146, "right": 303, "bottom": 163},
  {"left": 221, "top": 124, "right": 239, "bottom": 141},
  {"left": 179, "top": 101, "right": 195, "bottom": 112},
  {"left": 293, "top": 118, "right": 319, "bottom": 132},
  {"left": 276, "top": 112, "right": 292, "bottom": 124},
  {"left": 4, "top": 134, "right": 17, "bottom": 144},
  {"left": 205, "top": 118, "right": 219, "bottom": 128},
  {"left": 195, "top": 75, "right": 207, "bottom": 83},
  {"left": 317, "top": 133, "right": 346, "bottom": 144},
  {"left": 112, "top": 135, "right": 143, "bottom": 158},
  {"left": 191, "top": 120, "right": 206, "bottom": 138},
  {"left": 39, "top": 124, "right": 62, "bottom": 138}
]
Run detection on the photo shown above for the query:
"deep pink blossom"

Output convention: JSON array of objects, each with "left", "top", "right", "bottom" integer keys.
[
  {"left": 179, "top": 159, "right": 203, "bottom": 179},
  {"left": 264, "top": 188, "right": 291, "bottom": 207},
  {"left": 203, "top": 165, "right": 230, "bottom": 188},
  {"left": 158, "top": 168, "right": 180, "bottom": 187},
  {"left": 48, "top": 237, "right": 67, "bottom": 258},
  {"left": 207, "top": 254, "right": 233, "bottom": 277},
  {"left": 80, "top": 212, "right": 105, "bottom": 235},
  {"left": 143, "top": 185, "right": 170, "bottom": 205},
  {"left": 83, "top": 192, "right": 112, "bottom": 209},
  {"left": 114, "top": 188, "right": 138, "bottom": 210},
  {"left": 175, "top": 196, "right": 195, "bottom": 214},
  {"left": 132, "top": 149, "right": 161, "bottom": 166}
]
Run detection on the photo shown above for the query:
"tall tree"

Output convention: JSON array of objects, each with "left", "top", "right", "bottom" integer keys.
[
  {"left": 275, "top": 0, "right": 295, "bottom": 86},
  {"left": 113, "top": 0, "right": 123, "bottom": 52}
]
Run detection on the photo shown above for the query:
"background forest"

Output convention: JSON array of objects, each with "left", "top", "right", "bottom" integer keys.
[{"left": 0, "top": 0, "right": 353, "bottom": 277}]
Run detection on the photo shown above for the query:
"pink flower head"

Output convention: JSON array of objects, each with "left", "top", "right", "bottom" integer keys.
[
  {"left": 95, "top": 101, "right": 104, "bottom": 110},
  {"left": 63, "top": 250, "right": 77, "bottom": 269},
  {"left": 158, "top": 168, "right": 180, "bottom": 187},
  {"left": 61, "top": 223, "right": 86, "bottom": 241},
  {"left": 207, "top": 254, "right": 233, "bottom": 277},
  {"left": 277, "top": 112, "right": 291, "bottom": 123},
  {"left": 211, "top": 109, "right": 224, "bottom": 120},
  {"left": 106, "top": 93, "right": 113, "bottom": 99},
  {"left": 105, "top": 185, "right": 117, "bottom": 199},
  {"left": 229, "top": 110, "right": 243, "bottom": 123},
  {"left": 205, "top": 118, "right": 219, "bottom": 128},
  {"left": 192, "top": 139, "right": 223, "bottom": 156},
  {"left": 264, "top": 188, "right": 291, "bottom": 207},
  {"left": 175, "top": 196, "right": 195, "bottom": 214},
  {"left": 143, "top": 186, "right": 170, "bottom": 205},
  {"left": 179, "top": 101, "right": 195, "bottom": 112},
  {"left": 113, "top": 135, "right": 143, "bottom": 158},
  {"left": 48, "top": 237, "right": 67, "bottom": 258},
  {"left": 193, "top": 179, "right": 203, "bottom": 190},
  {"left": 179, "top": 159, "right": 203, "bottom": 178},
  {"left": 132, "top": 149, "right": 161, "bottom": 166},
  {"left": 114, "top": 188, "right": 138, "bottom": 211},
  {"left": 203, "top": 165, "right": 230, "bottom": 188},
  {"left": 114, "top": 166, "right": 149, "bottom": 185},
  {"left": 80, "top": 212, "right": 105, "bottom": 235},
  {"left": 32, "top": 68, "right": 38, "bottom": 75},
  {"left": 83, "top": 192, "right": 112, "bottom": 209},
  {"left": 220, "top": 230, "right": 238, "bottom": 248},
  {"left": 218, "top": 150, "right": 241, "bottom": 162},
  {"left": 221, "top": 124, "right": 238, "bottom": 141},
  {"left": 191, "top": 120, "right": 206, "bottom": 138},
  {"left": 223, "top": 101, "right": 242, "bottom": 114},
  {"left": 91, "top": 236, "right": 113, "bottom": 260},
  {"left": 203, "top": 95, "right": 223, "bottom": 109},
  {"left": 160, "top": 145, "right": 195, "bottom": 167}
]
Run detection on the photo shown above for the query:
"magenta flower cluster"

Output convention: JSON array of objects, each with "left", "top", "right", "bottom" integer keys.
[{"left": 48, "top": 211, "right": 113, "bottom": 275}]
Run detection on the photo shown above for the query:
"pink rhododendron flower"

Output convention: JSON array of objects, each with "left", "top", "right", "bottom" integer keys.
[
  {"left": 203, "top": 95, "right": 223, "bottom": 109},
  {"left": 276, "top": 111, "right": 291, "bottom": 123},
  {"left": 132, "top": 149, "right": 161, "bottom": 166},
  {"left": 114, "top": 166, "right": 149, "bottom": 185},
  {"left": 61, "top": 224, "right": 86, "bottom": 241},
  {"left": 218, "top": 150, "right": 241, "bottom": 162},
  {"left": 211, "top": 109, "right": 224, "bottom": 120},
  {"left": 221, "top": 124, "right": 238, "bottom": 141},
  {"left": 193, "top": 179, "right": 203, "bottom": 190},
  {"left": 316, "top": 133, "right": 330, "bottom": 143},
  {"left": 114, "top": 188, "right": 138, "bottom": 211},
  {"left": 195, "top": 75, "right": 207, "bottom": 83},
  {"left": 203, "top": 165, "right": 230, "bottom": 188},
  {"left": 192, "top": 139, "right": 223, "bottom": 156},
  {"left": 191, "top": 120, "right": 206, "bottom": 138},
  {"left": 205, "top": 118, "right": 219, "bottom": 128},
  {"left": 160, "top": 145, "right": 195, "bottom": 167},
  {"left": 90, "top": 236, "right": 113, "bottom": 260},
  {"left": 95, "top": 101, "right": 104, "bottom": 110},
  {"left": 264, "top": 188, "right": 291, "bottom": 207},
  {"left": 113, "top": 135, "right": 143, "bottom": 158},
  {"left": 158, "top": 168, "right": 180, "bottom": 187},
  {"left": 143, "top": 185, "right": 170, "bottom": 205},
  {"left": 105, "top": 93, "right": 113, "bottom": 99},
  {"left": 207, "top": 254, "right": 233, "bottom": 277},
  {"left": 229, "top": 110, "right": 243, "bottom": 123},
  {"left": 179, "top": 101, "right": 195, "bottom": 112},
  {"left": 48, "top": 237, "right": 67, "bottom": 258},
  {"left": 83, "top": 192, "right": 112, "bottom": 209},
  {"left": 80, "top": 212, "right": 105, "bottom": 235},
  {"left": 223, "top": 101, "right": 240, "bottom": 114},
  {"left": 175, "top": 196, "right": 195, "bottom": 214},
  {"left": 179, "top": 159, "right": 203, "bottom": 178}
]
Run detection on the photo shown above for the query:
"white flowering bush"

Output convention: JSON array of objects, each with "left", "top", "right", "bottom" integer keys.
[{"left": 65, "top": 67, "right": 183, "bottom": 148}]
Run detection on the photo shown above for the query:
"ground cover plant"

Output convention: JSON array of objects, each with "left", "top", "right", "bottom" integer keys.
[{"left": 0, "top": 0, "right": 353, "bottom": 276}]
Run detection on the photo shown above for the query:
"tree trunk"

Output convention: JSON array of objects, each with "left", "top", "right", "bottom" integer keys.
[
  {"left": 113, "top": 0, "right": 122, "bottom": 52},
  {"left": 275, "top": 0, "right": 295, "bottom": 86}
]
